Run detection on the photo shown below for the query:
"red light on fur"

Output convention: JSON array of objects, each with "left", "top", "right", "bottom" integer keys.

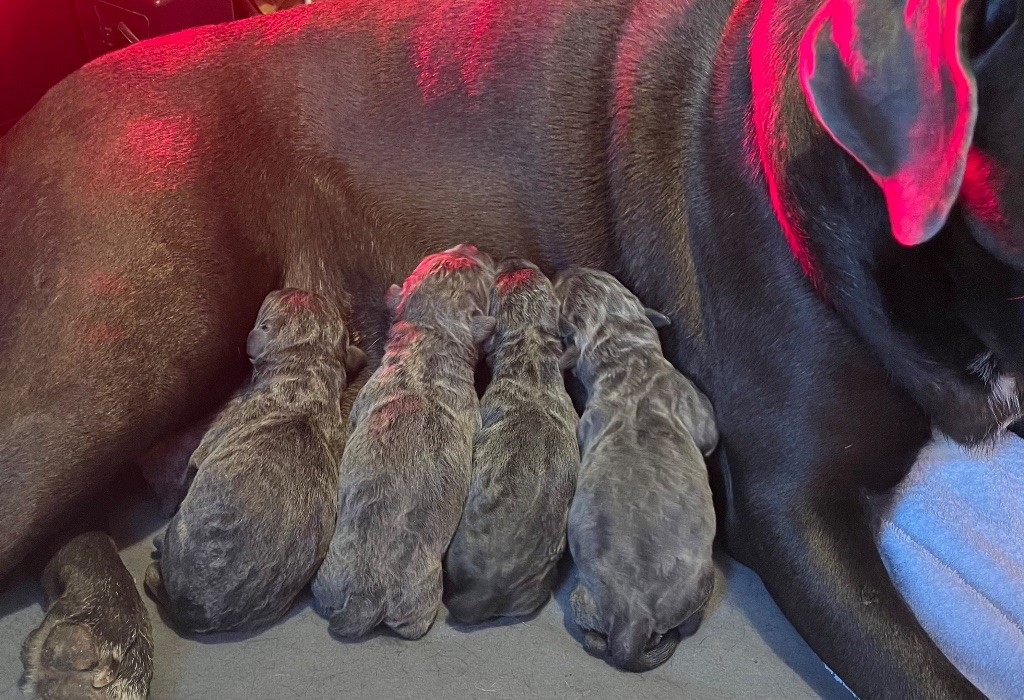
[
  {"left": 750, "top": 0, "right": 823, "bottom": 289},
  {"left": 961, "top": 147, "right": 1009, "bottom": 234},
  {"left": 87, "top": 272, "right": 129, "bottom": 296},
  {"left": 395, "top": 250, "right": 480, "bottom": 312},
  {"left": 118, "top": 115, "right": 199, "bottom": 192},
  {"left": 282, "top": 291, "right": 314, "bottom": 309},
  {"left": 82, "top": 323, "right": 125, "bottom": 344},
  {"left": 495, "top": 268, "right": 535, "bottom": 292},
  {"left": 799, "top": 0, "right": 975, "bottom": 246}
]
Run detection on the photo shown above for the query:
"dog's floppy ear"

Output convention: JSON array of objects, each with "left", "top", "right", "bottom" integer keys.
[
  {"left": 344, "top": 345, "right": 367, "bottom": 376},
  {"left": 246, "top": 326, "right": 269, "bottom": 361},
  {"left": 799, "top": 0, "right": 977, "bottom": 246},
  {"left": 644, "top": 308, "right": 672, "bottom": 329}
]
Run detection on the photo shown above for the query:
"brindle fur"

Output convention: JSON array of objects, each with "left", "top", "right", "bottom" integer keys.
[
  {"left": 21, "top": 533, "right": 153, "bottom": 700},
  {"left": 312, "top": 245, "right": 496, "bottom": 640},
  {"left": 445, "top": 259, "right": 579, "bottom": 624},
  {"left": 145, "top": 289, "right": 365, "bottom": 633},
  {"left": 555, "top": 268, "right": 717, "bottom": 672},
  {"left": 2, "top": 0, "right": 1021, "bottom": 695}
]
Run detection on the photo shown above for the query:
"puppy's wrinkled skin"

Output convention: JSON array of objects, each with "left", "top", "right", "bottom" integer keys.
[
  {"left": 556, "top": 268, "right": 717, "bottom": 672},
  {"left": 312, "top": 244, "right": 496, "bottom": 640},
  {"left": 445, "top": 259, "right": 580, "bottom": 624},
  {"left": 22, "top": 532, "right": 153, "bottom": 700},
  {"left": 146, "top": 289, "right": 365, "bottom": 633}
]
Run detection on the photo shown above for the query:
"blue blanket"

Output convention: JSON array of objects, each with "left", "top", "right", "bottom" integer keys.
[{"left": 876, "top": 432, "right": 1024, "bottom": 700}]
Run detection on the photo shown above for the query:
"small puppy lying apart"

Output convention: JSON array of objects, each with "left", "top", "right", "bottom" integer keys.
[
  {"left": 312, "top": 244, "right": 496, "bottom": 640},
  {"left": 445, "top": 259, "right": 580, "bottom": 623},
  {"left": 145, "top": 289, "right": 365, "bottom": 633},
  {"left": 556, "top": 268, "right": 718, "bottom": 672}
]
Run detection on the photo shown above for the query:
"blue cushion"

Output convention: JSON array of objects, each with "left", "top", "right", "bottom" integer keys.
[{"left": 876, "top": 432, "right": 1024, "bottom": 700}]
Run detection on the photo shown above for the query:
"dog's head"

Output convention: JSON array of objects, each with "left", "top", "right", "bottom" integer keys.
[
  {"left": 554, "top": 268, "right": 672, "bottom": 369},
  {"left": 247, "top": 288, "right": 365, "bottom": 376},
  {"left": 754, "top": 0, "right": 1024, "bottom": 442},
  {"left": 797, "top": 0, "right": 1024, "bottom": 252},
  {"left": 386, "top": 244, "right": 497, "bottom": 345},
  {"left": 486, "top": 259, "right": 560, "bottom": 341}
]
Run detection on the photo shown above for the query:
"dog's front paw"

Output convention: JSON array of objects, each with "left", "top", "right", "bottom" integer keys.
[
  {"left": 22, "top": 598, "right": 153, "bottom": 700},
  {"left": 21, "top": 533, "right": 153, "bottom": 700}
]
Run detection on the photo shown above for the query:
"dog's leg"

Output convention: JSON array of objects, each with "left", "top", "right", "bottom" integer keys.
[
  {"left": 0, "top": 217, "right": 270, "bottom": 587},
  {"left": 722, "top": 444, "right": 983, "bottom": 700},
  {"left": 21, "top": 532, "right": 153, "bottom": 700}
]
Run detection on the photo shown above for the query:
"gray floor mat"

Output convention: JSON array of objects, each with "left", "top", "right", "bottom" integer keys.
[{"left": 1, "top": 493, "right": 854, "bottom": 699}]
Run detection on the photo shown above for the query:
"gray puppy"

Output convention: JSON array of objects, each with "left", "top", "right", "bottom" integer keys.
[
  {"left": 145, "top": 288, "right": 366, "bottom": 633},
  {"left": 556, "top": 268, "right": 718, "bottom": 672},
  {"left": 312, "top": 244, "right": 496, "bottom": 640},
  {"left": 445, "top": 259, "right": 579, "bottom": 624}
]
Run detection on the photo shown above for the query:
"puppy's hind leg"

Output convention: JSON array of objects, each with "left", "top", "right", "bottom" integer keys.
[
  {"left": 569, "top": 584, "right": 606, "bottom": 653},
  {"left": 326, "top": 594, "right": 386, "bottom": 640},
  {"left": 389, "top": 606, "right": 439, "bottom": 641},
  {"left": 388, "top": 569, "right": 443, "bottom": 640},
  {"left": 22, "top": 532, "right": 153, "bottom": 700}
]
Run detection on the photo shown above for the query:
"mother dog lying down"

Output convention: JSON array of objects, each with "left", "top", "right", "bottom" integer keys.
[{"left": 1, "top": 0, "right": 1022, "bottom": 697}]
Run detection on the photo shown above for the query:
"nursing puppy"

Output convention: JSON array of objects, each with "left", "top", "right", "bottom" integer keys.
[
  {"left": 312, "top": 244, "right": 496, "bottom": 640},
  {"left": 445, "top": 259, "right": 580, "bottom": 624},
  {"left": 556, "top": 268, "right": 718, "bottom": 672},
  {"left": 145, "top": 288, "right": 365, "bottom": 633}
]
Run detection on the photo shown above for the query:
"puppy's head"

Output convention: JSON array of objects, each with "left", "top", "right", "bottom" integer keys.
[
  {"left": 247, "top": 289, "right": 365, "bottom": 375},
  {"left": 386, "top": 244, "right": 497, "bottom": 343},
  {"left": 487, "top": 259, "right": 559, "bottom": 336},
  {"left": 554, "top": 269, "right": 671, "bottom": 368}
]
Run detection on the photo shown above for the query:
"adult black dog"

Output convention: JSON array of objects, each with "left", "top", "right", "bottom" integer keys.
[{"left": 1, "top": 0, "right": 1021, "bottom": 697}]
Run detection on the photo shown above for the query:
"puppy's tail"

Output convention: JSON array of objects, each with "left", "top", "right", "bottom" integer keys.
[
  {"left": 608, "top": 617, "right": 681, "bottom": 673},
  {"left": 328, "top": 594, "right": 385, "bottom": 639}
]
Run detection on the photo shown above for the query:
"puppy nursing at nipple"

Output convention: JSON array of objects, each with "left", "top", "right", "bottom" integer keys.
[
  {"left": 444, "top": 259, "right": 580, "bottom": 624},
  {"left": 312, "top": 244, "right": 496, "bottom": 640},
  {"left": 556, "top": 268, "right": 718, "bottom": 672},
  {"left": 145, "top": 289, "right": 365, "bottom": 633}
]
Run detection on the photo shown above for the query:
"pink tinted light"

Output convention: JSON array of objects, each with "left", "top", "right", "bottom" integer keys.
[{"left": 495, "top": 267, "right": 535, "bottom": 292}]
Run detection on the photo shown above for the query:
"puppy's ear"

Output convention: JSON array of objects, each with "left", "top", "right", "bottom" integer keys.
[
  {"left": 246, "top": 326, "right": 269, "bottom": 361},
  {"left": 559, "top": 346, "right": 581, "bottom": 372},
  {"left": 470, "top": 315, "right": 497, "bottom": 345},
  {"left": 385, "top": 284, "right": 403, "bottom": 313},
  {"left": 344, "top": 345, "right": 367, "bottom": 376},
  {"left": 799, "top": 0, "right": 976, "bottom": 246},
  {"left": 645, "top": 308, "right": 672, "bottom": 329}
]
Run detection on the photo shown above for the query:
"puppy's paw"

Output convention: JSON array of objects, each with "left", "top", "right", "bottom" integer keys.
[
  {"left": 22, "top": 611, "right": 152, "bottom": 699},
  {"left": 325, "top": 594, "right": 385, "bottom": 639},
  {"left": 388, "top": 606, "right": 438, "bottom": 640},
  {"left": 569, "top": 584, "right": 603, "bottom": 635}
]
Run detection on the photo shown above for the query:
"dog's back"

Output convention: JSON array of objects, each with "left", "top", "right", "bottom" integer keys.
[{"left": 445, "top": 260, "right": 580, "bottom": 623}]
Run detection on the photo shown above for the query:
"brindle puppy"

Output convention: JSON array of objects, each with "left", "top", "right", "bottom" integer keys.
[
  {"left": 556, "top": 268, "right": 718, "bottom": 672},
  {"left": 312, "top": 244, "right": 495, "bottom": 640},
  {"left": 445, "top": 259, "right": 579, "bottom": 624},
  {"left": 145, "top": 288, "right": 365, "bottom": 633}
]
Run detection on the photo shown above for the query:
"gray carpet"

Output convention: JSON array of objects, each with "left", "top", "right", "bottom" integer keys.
[{"left": 1, "top": 492, "right": 855, "bottom": 699}]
